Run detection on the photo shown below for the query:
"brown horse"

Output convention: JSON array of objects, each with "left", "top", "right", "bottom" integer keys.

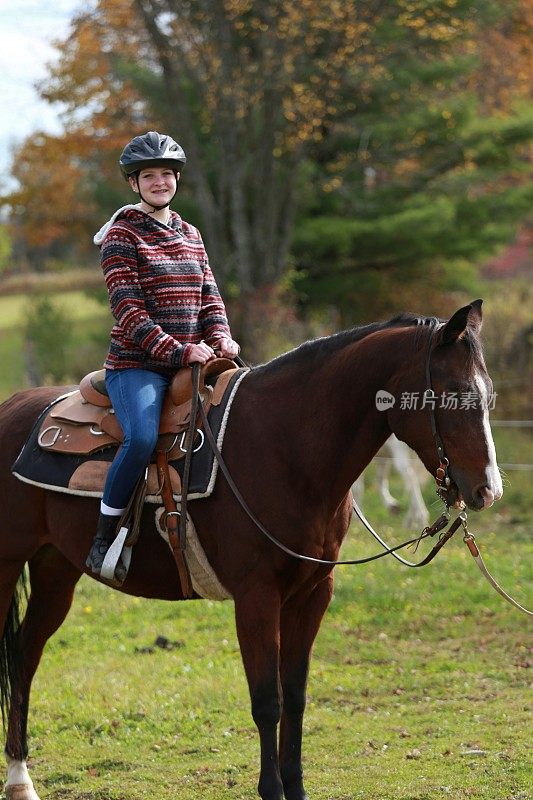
[{"left": 0, "top": 301, "right": 502, "bottom": 800}]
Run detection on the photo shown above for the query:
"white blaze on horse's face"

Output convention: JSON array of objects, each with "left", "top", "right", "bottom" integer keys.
[{"left": 475, "top": 374, "right": 503, "bottom": 508}]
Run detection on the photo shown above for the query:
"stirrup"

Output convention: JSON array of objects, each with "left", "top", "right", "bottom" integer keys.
[{"left": 99, "top": 525, "right": 131, "bottom": 585}]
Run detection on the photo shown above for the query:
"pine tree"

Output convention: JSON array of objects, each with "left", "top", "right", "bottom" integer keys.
[{"left": 292, "top": 1, "right": 533, "bottom": 322}]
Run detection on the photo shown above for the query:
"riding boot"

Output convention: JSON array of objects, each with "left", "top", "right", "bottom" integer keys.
[{"left": 86, "top": 513, "right": 122, "bottom": 578}]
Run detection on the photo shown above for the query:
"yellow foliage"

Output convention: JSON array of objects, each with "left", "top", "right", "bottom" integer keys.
[
  {"left": 467, "top": 0, "right": 533, "bottom": 111},
  {"left": 5, "top": 0, "right": 531, "bottom": 263}
]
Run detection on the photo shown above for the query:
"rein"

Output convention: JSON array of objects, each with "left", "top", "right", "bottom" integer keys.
[
  {"left": 189, "top": 326, "right": 533, "bottom": 613},
  {"left": 196, "top": 367, "right": 462, "bottom": 568},
  {"left": 197, "top": 325, "right": 463, "bottom": 569},
  {"left": 462, "top": 527, "right": 533, "bottom": 616}
]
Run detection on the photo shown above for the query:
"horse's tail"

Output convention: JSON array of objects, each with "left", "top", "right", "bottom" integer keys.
[{"left": 0, "top": 571, "right": 28, "bottom": 730}]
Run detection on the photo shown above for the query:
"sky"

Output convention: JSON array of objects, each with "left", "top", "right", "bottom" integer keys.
[{"left": 0, "top": 0, "right": 82, "bottom": 181}]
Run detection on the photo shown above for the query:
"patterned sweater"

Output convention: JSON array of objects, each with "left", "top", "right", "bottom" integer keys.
[{"left": 95, "top": 206, "right": 232, "bottom": 374}]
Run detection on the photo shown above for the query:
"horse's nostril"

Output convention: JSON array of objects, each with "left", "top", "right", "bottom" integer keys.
[{"left": 476, "top": 485, "right": 495, "bottom": 509}]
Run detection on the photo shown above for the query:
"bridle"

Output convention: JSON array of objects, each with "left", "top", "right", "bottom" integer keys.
[
  {"left": 351, "top": 318, "right": 459, "bottom": 568},
  {"left": 423, "top": 319, "right": 454, "bottom": 506}
]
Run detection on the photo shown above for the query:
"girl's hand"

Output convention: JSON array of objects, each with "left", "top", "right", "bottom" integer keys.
[
  {"left": 187, "top": 342, "right": 216, "bottom": 364},
  {"left": 213, "top": 337, "right": 240, "bottom": 359}
]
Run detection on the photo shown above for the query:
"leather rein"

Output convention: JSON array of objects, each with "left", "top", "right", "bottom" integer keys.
[
  {"left": 186, "top": 333, "right": 532, "bottom": 615},
  {"left": 196, "top": 324, "right": 460, "bottom": 569}
]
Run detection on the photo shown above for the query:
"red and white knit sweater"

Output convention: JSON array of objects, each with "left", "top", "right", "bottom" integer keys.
[{"left": 95, "top": 206, "right": 232, "bottom": 374}]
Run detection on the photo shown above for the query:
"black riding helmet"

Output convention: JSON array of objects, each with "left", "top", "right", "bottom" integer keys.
[{"left": 119, "top": 131, "right": 186, "bottom": 179}]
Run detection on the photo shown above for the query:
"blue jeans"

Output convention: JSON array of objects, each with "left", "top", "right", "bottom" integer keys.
[{"left": 103, "top": 368, "right": 170, "bottom": 509}]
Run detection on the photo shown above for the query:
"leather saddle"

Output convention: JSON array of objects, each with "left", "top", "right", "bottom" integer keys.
[{"left": 37, "top": 359, "right": 239, "bottom": 459}]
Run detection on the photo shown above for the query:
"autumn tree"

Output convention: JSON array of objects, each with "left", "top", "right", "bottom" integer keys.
[
  {"left": 8, "top": 132, "right": 98, "bottom": 268},
  {"left": 468, "top": 0, "right": 533, "bottom": 112},
  {"left": 133, "top": 0, "right": 370, "bottom": 292},
  {"left": 3, "top": 0, "right": 532, "bottom": 333},
  {"left": 5, "top": 0, "right": 359, "bottom": 283},
  {"left": 5, "top": 0, "right": 153, "bottom": 267}
]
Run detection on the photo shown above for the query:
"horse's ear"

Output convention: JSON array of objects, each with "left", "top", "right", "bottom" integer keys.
[{"left": 441, "top": 299, "right": 483, "bottom": 344}]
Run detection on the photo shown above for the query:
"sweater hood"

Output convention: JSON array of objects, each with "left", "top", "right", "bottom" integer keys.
[{"left": 93, "top": 204, "right": 181, "bottom": 245}]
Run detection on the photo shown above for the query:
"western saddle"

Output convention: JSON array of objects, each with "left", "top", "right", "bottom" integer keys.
[
  {"left": 37, "top": 358, "right": 239, "bottom": 460},
  {"left": 36, "top": 359, "right": 240, "bottom": 595}
]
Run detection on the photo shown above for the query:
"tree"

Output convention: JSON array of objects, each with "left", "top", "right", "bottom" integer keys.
[
  {"left": 132, "top": 0, "right": 370, "bottom": 291},
  {"left": 291, "top": 2, "right": 533, "bottom": 323},
  {"left": 4, "top": 0, "right": 152, "bottom": 268},
  {"left": 24, "top": 296, "right": 73, "bottom": 384},
  {"left": 9, "top": 132, "right": 96, "bottom": 262},
  {"left": 3, "top": 0, "right": 532, "bottom": 333},
  {"left": 4, "top": 0, "right": 360, "bottom": 285},
  {"left": 468, "top": 0, "right": 533, "bottom": 112}
]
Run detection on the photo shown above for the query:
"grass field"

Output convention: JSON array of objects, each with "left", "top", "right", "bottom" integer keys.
[
  {"left": 0, "top": 288, "right": 531, "bottom": 799},
  {"left": 0, "top": 291, "right": 110, "bottom": 399},
  {"left": 1, "top": 488, "right": 531, "bottom": 800}
]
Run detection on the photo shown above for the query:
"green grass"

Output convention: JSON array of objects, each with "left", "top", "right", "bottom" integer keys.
[
  {"left": 0, "top": 292, "right": 108, "bottom": 333},
  {"left": 1, "top": 502, "right": 531, "bottom": 800},
  {"left": 0, "top": 292, "right": 111, "bottom": 398},
  {"left": 0, "top": 283, "right": 531, "bottom": 798}
]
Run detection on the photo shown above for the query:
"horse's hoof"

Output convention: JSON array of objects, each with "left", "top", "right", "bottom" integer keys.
[{"left": 5, "top": 783, "right": 41, "bottom": 800}]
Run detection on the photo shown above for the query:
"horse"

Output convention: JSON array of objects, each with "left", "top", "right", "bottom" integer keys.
[
  {"left": 0, "top": 300, "right": 502, "bottom": 800},
  {"left": 352, "top": 435, "right": 431, "bottom": 528}
]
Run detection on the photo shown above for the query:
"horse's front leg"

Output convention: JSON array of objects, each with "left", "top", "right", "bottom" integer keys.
[
  {"left": 279, "top": 575, "right": 333, "bottom": 800},
  {"left": 234, "top": 586, "right": 284, "bottom": 800}
]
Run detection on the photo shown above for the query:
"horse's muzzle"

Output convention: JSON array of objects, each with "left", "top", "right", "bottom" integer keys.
[
  {"left": 472, "top": 483, "right": 503, "bottom": 510},
  {"left": 463, "top": 482, "right": 503, "bottom": 511},
  {"left": 446, "top": 464, "right": 503, "bottom": 512}
]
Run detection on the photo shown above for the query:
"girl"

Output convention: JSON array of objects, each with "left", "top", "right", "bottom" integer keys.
[{"left": 86, "top": 131, "right": 239, "bottom": 581}]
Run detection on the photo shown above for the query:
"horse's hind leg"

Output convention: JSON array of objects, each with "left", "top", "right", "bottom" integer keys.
[
  {"left": 279, "top": 575, "right": 333, "bottom": 800},
  {"left": 0, "top": 559, "right": 27, "bottom": 736},
  {"left": 4, "top": 546, "right": 81, "bottom": 800},
  {"left": 0, "top": 559, "right": 34, "bottom": 800}
]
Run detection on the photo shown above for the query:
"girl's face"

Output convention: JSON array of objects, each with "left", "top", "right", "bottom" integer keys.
[{"left": 130, "top": 167, "right": 178, "bottom": 208}]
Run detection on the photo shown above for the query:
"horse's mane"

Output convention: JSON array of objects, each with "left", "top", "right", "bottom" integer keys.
[
  {"left": 253, "top": 312, "right": 483, "bottom": 376},
  {"left": 253, "top": 313, "right": 437, "bottom": 375}
]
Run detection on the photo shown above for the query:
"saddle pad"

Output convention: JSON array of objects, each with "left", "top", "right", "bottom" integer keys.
[
  {"left": 12, "top": 369, "right": 248, "bottom": 503},
  {"left": 155, "top": 508, "right": 232, "bottom": 600}
]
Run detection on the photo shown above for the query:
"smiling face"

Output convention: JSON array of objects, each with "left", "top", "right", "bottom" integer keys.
[{"left": 129, "top": 167, "right": 178, "bottom": 210}]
